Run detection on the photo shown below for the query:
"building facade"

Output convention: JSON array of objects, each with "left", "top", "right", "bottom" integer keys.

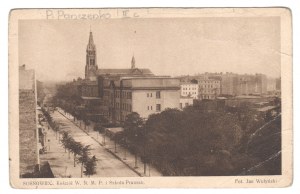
[
  {"left": 180, "top": 83, "right": 198, "bottom": 99},
  {"left": 19, "top": 65, "right": 39, "bottom": 177},
  {"left": 70, "top": 31, "right": 181, "bottom": 123},
  {"left": 103, "top": 77, "right": 180, "bottom": 123},
  {"left": 197, "top": 77, "right": 221, "bottom": 100},
  {"left": 180, "top": 96, "right": 194, "bottom": 109},
  {"left": 235, "top": 73, "right": 267, "bottom": 95}
]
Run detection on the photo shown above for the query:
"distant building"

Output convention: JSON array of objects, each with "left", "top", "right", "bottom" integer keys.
[
  {"left": 219, "top": 72, "right": 238, "bottom": 96},
  {"left": 180, "top": 96, "right": 194, "bottom": 109},
  {"left": 197, "top": 76, "right": 221, "bottom": 100},
  {"left": 198, "top": 72, "right": 268, "bottom": 96},
  {"left": 267, "top": 78, "right": 277, "bottom": 92},
  {"left": 73, "top": 31, "right": 156, "bottom": 120},
  {"left": 65, "top": 30, "right": 181, "bottom": 123},
  {"left": 237, "top": 74, "right": 267, "bottom": 95},
  {"left": 103, "top": 76, "right": 180, "bottom": 123},
  {"left": 19, "top": 65, "right": 39, "bottom": 177},
  {"left": 84, "top": 31, "right": 154, "bottom": 81},
  {"left": 180, "top": 83, "right": 198, "bottom": 99}
]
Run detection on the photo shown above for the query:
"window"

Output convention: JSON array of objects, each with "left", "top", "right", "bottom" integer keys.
[
  {"left": 156, "top": 91, "right": 161, "bottom": 99},
  {"left": 156, "top": 104, "right": 161, "bottom": 112},
  {"left": 150, "top": 93, "right": 152, "bottom": 97},
  {"left": 151, "top": 106, "right": 153, "bottom": 110},
  {"left": 180, "top": 103, "right": 183, "bottom": 109},
  {"left": 185, "top": 103, "right": 188, "bottom": 107},
  {"left": 147, "top": 106, "right": 149, "bottom": 110}
]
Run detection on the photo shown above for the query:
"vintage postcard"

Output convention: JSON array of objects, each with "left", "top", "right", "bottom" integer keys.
[{"left": 9, "top": 8, "right": 292, "bottom": 188}]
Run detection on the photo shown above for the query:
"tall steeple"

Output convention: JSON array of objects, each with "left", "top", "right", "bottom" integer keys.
[
  {"left": 131, "top": 55, "right": 136, "bottom": 69},
  {"left": 85, "top": 30, "right": 98, "bottom": 79},
  {"left": 87, "top": 30, "right": 95, "bottom": 50}
]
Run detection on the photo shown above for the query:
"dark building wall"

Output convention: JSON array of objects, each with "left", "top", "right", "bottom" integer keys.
[
  {"left": 19, "top": 68, "right": 38, "bottom": 177},
  {"left": 80, "top": 83, "right": 99, "bottom": 97}
]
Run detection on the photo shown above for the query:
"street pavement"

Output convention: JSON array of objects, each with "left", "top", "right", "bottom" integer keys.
[
  {"left": 40, "top": 110, "right": 139, "bottom": 177},
  {"left": 57, "top": 109, "right": 162, "bottom": 177}
]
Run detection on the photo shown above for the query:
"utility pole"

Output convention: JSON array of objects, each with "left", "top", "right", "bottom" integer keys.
[
  {"left": 134, "top": 133, "right": 138, "bottom": 168},
  {"left": 103, "top": 131, "right": 106, "bottom": 145},
  {"left": 123, "top": 137, "right": 127, "bottom": 160}
]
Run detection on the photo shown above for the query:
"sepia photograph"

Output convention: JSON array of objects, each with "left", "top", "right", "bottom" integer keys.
[{"left": 9, "top": 8, "right": 292, "bottom": 188}]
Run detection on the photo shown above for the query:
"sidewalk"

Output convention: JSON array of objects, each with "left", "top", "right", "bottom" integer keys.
[
  {"left": 39, "top": 126, "right": 83, "bottom": 178},
  {"left": 40, "top": 110, "right": 139, "bottom": 177},
  {"left": 57, "top": 108, "right": 162, "bottom": 177}
]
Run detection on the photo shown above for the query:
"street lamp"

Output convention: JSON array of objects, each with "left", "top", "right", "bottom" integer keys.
[{"left": 134, "top": 133, "right": 138, "bottom": 168}]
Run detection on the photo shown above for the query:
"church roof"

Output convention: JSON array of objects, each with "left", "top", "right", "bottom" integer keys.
[{"left": 96, "top": 68, "right": 154, "bottom": 76}]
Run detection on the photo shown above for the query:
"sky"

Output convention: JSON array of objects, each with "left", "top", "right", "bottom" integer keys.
[{"left": 19, "top": 17, "right": 281, "bottom": 82}]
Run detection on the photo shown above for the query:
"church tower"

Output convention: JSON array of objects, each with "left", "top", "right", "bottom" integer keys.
[
  {"left": 131, "top": 55, "right": 136, "bottom": 69},
  {"left": 85, "top": 30, "right": 98, "bottom": 79}
]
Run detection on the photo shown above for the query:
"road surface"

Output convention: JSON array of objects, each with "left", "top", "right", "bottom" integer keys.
[{"left": 40, "top": 110, "right": 139, "bottom": 177}]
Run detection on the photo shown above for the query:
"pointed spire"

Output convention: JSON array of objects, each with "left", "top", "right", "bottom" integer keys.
[
  {"left": 87, "top": 29, "right": 95, "bottom": 51},
  {"left": 88, "top": 31, "right": 94, "bottom": 46},
  {"left": 131, "top": 55, "right": 136, "bottom": 69}
]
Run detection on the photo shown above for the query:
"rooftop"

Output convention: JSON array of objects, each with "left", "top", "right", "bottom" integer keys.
[{"left": 96, "top": 68, "right": 154, "bottom": 76}]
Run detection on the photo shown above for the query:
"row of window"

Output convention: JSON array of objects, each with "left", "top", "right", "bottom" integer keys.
[
  {"left": 201, "top": 95, "right": 216, "bottom": 99},
  {"left": 116, "top": 114, "right": 126, "bottom": 122},
  {"left": 115, "top": 102, "right": 132, "bottom": 112},
  {"left": 180, "top": 102, "right": 190, "bottom": 109},
  {"left": 182, "top": 87, "right": 197, "bottom": 90},
  {"left": 198, "top": 81, "right": 220, "bottom": 84},
  {"left": 114, "top": 91, "right": 132, "bottom": 99},
  {"left": 201, "top": 90, "right": 219, "bottom": 94},
  {"left": 182, "top": 92, "right": 197, "bottom": 95},
  {"left": 147, "top": 104, "right": 161, "bottom": 111},
  {"left": 199, "top": 85, "right": 219, "bottom": 88},
  {"left": 89, "top": 59, "right": 95, "bottom": 66},
  {"left": 147, "top": 91, "right": 161, "bottom": 99}
]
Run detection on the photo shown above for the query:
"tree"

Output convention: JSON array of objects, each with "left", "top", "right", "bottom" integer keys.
[
  {"left": 83, "top": 155, "right": 98, "bottom": 177},
  {"left": 190, "top": 79, "right": 198, "bottom": 84},
  {"left": 143, "top": 107, "right": 243, "bottom": 176},
  {"left": 77, "top": 145, "right": 92, "bottom": 177},
  {"left": 61, "top": 131, "right": 71, "bottom": 154},
  {"left": 123, "top": 112, "right": 144, "bottom": 168},
  {"left": 71, "top": 141, "right": 83, "bottom": 167}
]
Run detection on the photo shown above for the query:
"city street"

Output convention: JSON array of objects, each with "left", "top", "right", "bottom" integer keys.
[
  {"left": 56, "top": 109, "right": 162, "bottom": 177},
  {"left": 40, "top": 110, "right": 139, "bottom": 177}
]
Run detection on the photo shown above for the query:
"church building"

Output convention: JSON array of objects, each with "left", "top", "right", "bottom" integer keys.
[{"left": 77, "top": 30, "right": 180, "bottom": 123}]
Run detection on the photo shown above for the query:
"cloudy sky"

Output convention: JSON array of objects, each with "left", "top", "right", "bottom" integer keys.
[{"left": 19, "top": 17, "right": 280, "bottom": 82}]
